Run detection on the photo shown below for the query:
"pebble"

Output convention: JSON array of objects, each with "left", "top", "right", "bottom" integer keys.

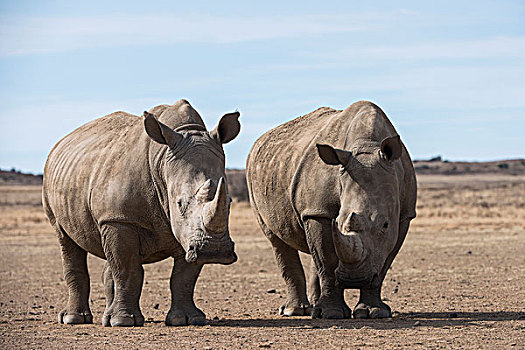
[
  {"left": 413, "top": 321, "right": 421, "bottom": 326},
  {"left": 267, "top": 289, "right": 276, "bottom": 293}
]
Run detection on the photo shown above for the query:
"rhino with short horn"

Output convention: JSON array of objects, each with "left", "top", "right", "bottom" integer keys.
[
  {"left": 43, "top": 99, "right": 240, "bottom": 326},
  {"left": 246, "top": 101, "right": 416, "bottom": 319}
]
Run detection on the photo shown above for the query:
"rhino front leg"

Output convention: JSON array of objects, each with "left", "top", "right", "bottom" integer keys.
[
  {"left": 354, "top": 219, "right": 411, "bottom": 319},
  {"left": 354, "top": 286, "right": 391, "bottom": 319},
  {"left": 100, "top": 223, "right": 145, "bottom": 327},
  {"left": 56, "top": 225, "right": 93, "bottom": 324},
  {"left": 266, "top": 233, "right": 312, "bottom": 316},
  {"left": 305, "top": 218, "right": 351, "bottom": 319},
  {"left": 166, "top": 257, "right": 205, "bottom": 326}
]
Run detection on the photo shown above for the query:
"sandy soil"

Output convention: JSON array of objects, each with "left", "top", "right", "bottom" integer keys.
[{"left": 1, "top": 174, "right": 524, "bottom": 349}]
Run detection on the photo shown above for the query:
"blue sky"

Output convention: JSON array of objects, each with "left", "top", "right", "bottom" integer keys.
[{"left": 0, "top": 0, "right": 524, "bottom": 173}]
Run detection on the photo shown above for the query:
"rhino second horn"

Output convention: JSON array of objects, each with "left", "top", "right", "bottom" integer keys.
[
  {"left": 203, "top": 177, "right": 228, "bottom": 234},
  {"left": 331, "top": 219, "right": 365, "bottom": 264}
]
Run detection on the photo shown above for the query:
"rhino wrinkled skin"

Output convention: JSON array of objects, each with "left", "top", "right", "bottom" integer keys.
[
  {"left": 246, "top": 101, "right": 417, "bottom": 319},
  {"left": 43, "top": 99, "right": 240, "bottom": 327}
]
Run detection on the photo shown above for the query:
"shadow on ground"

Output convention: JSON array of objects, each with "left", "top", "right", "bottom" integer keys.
[{"left": 205, "top": 311, "right": 525, "bottom": 330}]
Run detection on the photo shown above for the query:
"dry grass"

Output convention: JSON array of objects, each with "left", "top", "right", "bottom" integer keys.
[{"left": 0, "top": 174, "right": 524, "bottom": 349}]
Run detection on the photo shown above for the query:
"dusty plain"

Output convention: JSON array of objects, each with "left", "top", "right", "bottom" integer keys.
[{"left": 1, "top": 173, "right": 524, "bottom": 349}]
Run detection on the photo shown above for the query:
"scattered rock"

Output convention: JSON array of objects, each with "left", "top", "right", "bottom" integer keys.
[
  {"left": 413, "top": 321, "right": 421, "bottom": 326},
  {"left": 392, "top": 285, "right": 399, "bottom": 294},
  {"left": 213, "top": 316, "right": 220, "bottom": 321},
  {"left": 467, "top": 251, "right": 472, "bottom": 255},
  {"left": 153, "top": 303, "right": 159, "bottom": 309},
  {"left": 267, "top": 289, "right": 276, "bottom": 294}
]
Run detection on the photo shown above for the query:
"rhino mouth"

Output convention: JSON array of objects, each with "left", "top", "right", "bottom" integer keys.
[
  {"left": 336, "top": 277, "right": 371, "bottom": 289},
  {"left": 185, "top": 237, "right": 237, "bottom": 265},
  {"left": 335, "top": 265, "right": 378, "bottom": 289}
]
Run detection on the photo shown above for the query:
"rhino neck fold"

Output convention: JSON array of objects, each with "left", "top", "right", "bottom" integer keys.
[{"left": 148, "top": 143, "right": 171, "bottom": 224}]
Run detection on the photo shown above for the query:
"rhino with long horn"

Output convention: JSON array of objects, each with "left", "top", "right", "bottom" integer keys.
[
  {"left": 246, "top": 101, "right": 416, "bottom": 319},
  {"left": 43, "top": 99, "right": 240, "bottom": 327}
]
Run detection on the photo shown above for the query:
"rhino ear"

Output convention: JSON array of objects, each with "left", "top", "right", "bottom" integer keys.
[
  {"left": 380, "top": 135, "right": 402, "bottom": 161},
  {"left": 316, "top": 144, "right": 352, "bottom": 166},
  {"left": 143, "top": 111, "right": 183, "bottom": 147},
  {"left": 211, "top": 111, "right": 240, "bottom": 144}
]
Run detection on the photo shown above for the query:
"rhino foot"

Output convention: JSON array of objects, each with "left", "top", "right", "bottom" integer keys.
[
  {"left": 353, "top": 301, "right": 392, "bottom": 319},
  {"left": 311, "top": 302, "right": 351, "bottom": 319},
  {"left": 102, "top": 313, "right": 144, "bottom": 327},
  {"left": 166, "top": 307, "right": 206, "bottom": 326},
  {"left": 279, "top": 302, "right": 313, "bottom": 316},
  {"left": 58, "top": 310, "right": 93, "bottom": 324}
]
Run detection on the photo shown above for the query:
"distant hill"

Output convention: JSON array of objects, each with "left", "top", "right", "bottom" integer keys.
[
  {"left": 2, "top": 158, "right": 523, "bottom": 201},
  {"left": 0, "top": 169, "right": 43, "bottom": 185},
  {"left": 412, "top": 158, "right": 525, "bottom": 176}
]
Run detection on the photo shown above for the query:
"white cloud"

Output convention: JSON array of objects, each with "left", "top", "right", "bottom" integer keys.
[
  {"left": 0, "top": 12, "right": 381, "bottom": 56},
  {"left": 334, "top": 36, "right": 525, "bottom": 61}
]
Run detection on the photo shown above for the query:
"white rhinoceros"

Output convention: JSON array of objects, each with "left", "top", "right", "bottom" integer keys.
[
  {"left": 43, "top": 99, "right": 240, "bottom": 327},
  {"left": 246, "top": 101, "right": 416, "bottom": 319}
]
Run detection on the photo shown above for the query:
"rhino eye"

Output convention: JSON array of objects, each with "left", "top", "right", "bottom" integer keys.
[{"left": 177, "top": 198, "right": 187, "bottom": 215}]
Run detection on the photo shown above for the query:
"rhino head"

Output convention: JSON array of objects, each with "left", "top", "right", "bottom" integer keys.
[
  {"left": 316, "top": 135, "right": 403, "bottom": 289},
  {"left": 144, "top": 110, "right": 240, "bottom": 265}
]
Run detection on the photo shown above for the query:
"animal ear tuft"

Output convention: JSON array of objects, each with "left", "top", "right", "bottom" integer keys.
[
  {"left": 211, "top": 111, "right": 241, "bottom": 144},
  {"left": 380, "top": 135, "right": 402, "bottom": 161},
  {"left": 316, "top": 144, "right": 351, "bottom": 166}
]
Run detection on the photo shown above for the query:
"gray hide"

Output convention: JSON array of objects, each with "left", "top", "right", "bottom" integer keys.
[
  {"left": 43, "top": 99, "right": 240, "bottom": 327},
  {"left": 246, "top": 101, "right": 416, "bottom": 319}
]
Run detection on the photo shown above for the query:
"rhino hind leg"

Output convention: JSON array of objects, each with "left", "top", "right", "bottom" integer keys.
[
  {"left": 265, "top": 232, "right": 312, "bottom": 316},
  {"left": 304, "top": 218, "right": 351, "bottom": 319},
  {"left": 100, "top": 223, "right": 145, "bottom": 327},
  {"left": 308, "top": 261, "right": 321, "bottom": 306},
  {"left": 166, "top": 257, "right": 205, "bottom": 326},
  {"left": 101, "top": 262, "right": 115, "bottom": 310},
  {"left": 55, "top": 224, "right": 93, "bottom": 325}
]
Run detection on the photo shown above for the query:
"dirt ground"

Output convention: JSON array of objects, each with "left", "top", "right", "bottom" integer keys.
[{"left": 1, "top": 174, "right": 524, "bottom": 349}]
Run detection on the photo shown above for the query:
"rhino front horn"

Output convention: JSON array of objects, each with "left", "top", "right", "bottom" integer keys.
[
  {"left": 202, "top": 177, "right": 228, "bottom": 234},
  {"left": 332, "top": 218, "right": 365, "bottom": 264}
]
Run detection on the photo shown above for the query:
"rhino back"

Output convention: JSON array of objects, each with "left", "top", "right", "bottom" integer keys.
[
  {"left": 43, "top": 111, "right": 173, "bottom": 258},
  {"left": 246, "top": 107, "right": 340, "bottom": 250}
]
